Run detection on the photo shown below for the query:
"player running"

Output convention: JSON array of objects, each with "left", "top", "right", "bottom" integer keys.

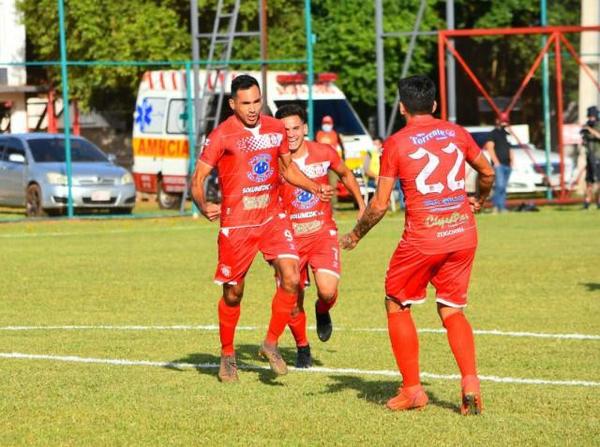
[
  {"left": 191, "top": 75, "right": 333, "bottom": 382},
  {"left": 340, "top": 75, "right": 494, "bottom": 415},
  {"left": 275, "top": 104, "right": 366, "bottom": 368}
]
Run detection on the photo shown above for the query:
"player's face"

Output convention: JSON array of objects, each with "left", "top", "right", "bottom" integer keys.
[
  {"left": 281, "top": 115, "right": 307, "bottom": 152},
  {"left": 229, "top": 85, "right": 262, "bottom": 127}
]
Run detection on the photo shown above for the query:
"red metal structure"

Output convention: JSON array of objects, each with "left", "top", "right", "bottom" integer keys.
[{"left": 438, "top": 25, "right": 600, "bottom": 199}]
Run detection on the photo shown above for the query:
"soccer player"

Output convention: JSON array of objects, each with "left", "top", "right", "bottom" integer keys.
[
  {"left": 340, "top": 75, "right": 495, "bottom": 415},
  {"left": 275, "top": 104, "right": 366, "bottom": 368},
  {"left": 191, "top": 75, "right": 334, "bottom": 382}
]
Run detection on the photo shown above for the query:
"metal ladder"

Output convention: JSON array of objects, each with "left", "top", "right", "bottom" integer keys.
[{"left": 195, "top": 0, "right": 241, "bottom": 139}]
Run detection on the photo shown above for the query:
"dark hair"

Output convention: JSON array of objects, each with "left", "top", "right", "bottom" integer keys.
[
  {"left": 398, "top": 75, "right": 436, "bottom": 115},
  {"left": 274, "top": 103, "right": 307, "bottom": 123},
  {"left": 231, "top": 74, "right": 260, "bottom": 97}
]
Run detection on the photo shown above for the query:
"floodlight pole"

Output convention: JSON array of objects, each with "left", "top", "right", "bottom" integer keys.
[
  {"left": 259, "top": 0, "right": 269, "bottom": 112},
  {"left": 541, "top": 0, "right": 553, "bottom": 199},
  {"left": 305, "top": 0, "right": 314, "bottom": 139},
  {"left": 58, "top": 0, "right": 74, "bottom": 218},
  {"left": 446, "top": 0, "right": 457, "bottom": 123},
  {"left": 375, "top": 0, "right": 386, "bottom": 137}
]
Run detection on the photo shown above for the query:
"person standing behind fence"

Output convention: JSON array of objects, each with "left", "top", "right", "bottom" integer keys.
[
  {"left": 484, "top": 114, "right": 512, "bottom": 213},
  {"left": 581, "top": 105, "right": 600, "bottom": 209}
]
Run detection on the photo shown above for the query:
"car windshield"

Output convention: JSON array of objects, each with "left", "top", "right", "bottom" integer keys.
[
  {"left": 28, "top": 138, "right": 109, "bottom": 163},
  {"left": 275, "top": 99, "right": 366, "bottom": 136}
]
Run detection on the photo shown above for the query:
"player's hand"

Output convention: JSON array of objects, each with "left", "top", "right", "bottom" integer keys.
[
  {"left": 201, "top": 202, "right": 221, "bottom": 221},
  {"left": 468, "top": 196, "right": 483, "bottom": 214},
  {"left": 339, "top": 231, "right": 359, "bottom": 250},
  {"left": 317, "top": 184, "right": 335, "bottom": 202}
]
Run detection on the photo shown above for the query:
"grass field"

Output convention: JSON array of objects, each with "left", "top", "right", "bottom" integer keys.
[{"left": 1, "top": 207, "right": 599, "bottom": 446}]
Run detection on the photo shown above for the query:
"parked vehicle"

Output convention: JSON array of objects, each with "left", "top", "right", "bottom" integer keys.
[
  {"left": 0, "top": 133, "right": 136, "bottom": 216},
  {"left": 465, "top": 126, "right": 575, "bottom": 194},
  {"left": 132, "top": 70, "right": 374, "bottom": 208}
]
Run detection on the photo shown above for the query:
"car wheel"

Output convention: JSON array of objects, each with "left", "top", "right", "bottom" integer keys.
[
  {"left": 25, "top": 184, "right": 47, "bottom": 217},
  {"left": 157, "top": 179, "right": 182, "bottom": 210}
]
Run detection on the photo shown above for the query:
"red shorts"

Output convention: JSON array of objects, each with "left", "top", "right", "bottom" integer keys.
[
  {"left": 385, "top": 242, "right": 476, "bottom": 308},
  {"left": 296, "top": 229, "right": 341, "bottom": 288},
  {"left": 214, "top": 213, "right": 299, "bottom": 285}
]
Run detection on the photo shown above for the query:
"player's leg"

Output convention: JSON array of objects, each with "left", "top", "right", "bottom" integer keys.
[
  {"left": 259, "top": 256, "right": 300, "bottom": 375},
  {"left": 312, "top": 230, "right": 341, "bottom": 342},
  {"left": 314, "top": 270, "right": 339, "bottom": 342},
  {"left": 218, "top": 281, "right": 245, "bottom": 382},
  {"left": 214, "top": 226, "right": 258, "bottom": 383},
  {"left": 384, "top": 243, "right": 436, "bottom": 411},
  {"left": 259, "top": 214, "right": 300, "bottom": 375},
  {"left": 289, "top": 286, "right": 312, "bottom": 368},
  {"left": 287, "top": 239, "right": 311, "bottom": 366},
  {"left": 433, "top": 247, "right": 482, "bottom": 415}
]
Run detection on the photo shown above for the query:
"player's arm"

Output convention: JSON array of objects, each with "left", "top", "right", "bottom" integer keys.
[
  {"left": 483, "top": 140, "right": 500, "bottom": 166},
  {"left": 339, "top": 176, "right": 395, "bottom": 250},
  {"left": 279, "top": 153, "right": 334, "bottom": 202},
  {"left": 585, "top": 126, "right": 600, "bottom": 140},
  {"left": 331, "top": 161, "right": 366, "bottom": 218},
  {"left": 191, "top": 160, "right": 221, "bottom": 221},
  {"left": 468, "top": 153, "right": 495, "bottom": 213}
]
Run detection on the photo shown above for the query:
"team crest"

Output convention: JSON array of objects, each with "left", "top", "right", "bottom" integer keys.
[
  {"left": 292, "top": 188, "right": 319, "bottom": 210},
  {"left": 247, "top": 154, "right": 274, "bottom": 183}
]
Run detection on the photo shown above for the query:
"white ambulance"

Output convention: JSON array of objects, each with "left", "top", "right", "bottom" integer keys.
[{"left": 132, "top": 70, "right": 373, "bottom": 208}]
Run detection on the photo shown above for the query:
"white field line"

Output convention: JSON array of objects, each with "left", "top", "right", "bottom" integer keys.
[
  {"left": 0, "top": 224, "right": 208, "bottom": 239},
  {"left": 1, "top": 352, "right": 599, "bottom": 388},
  {"left": 1, "top": 324, "right": 599, "bottom": 341}
]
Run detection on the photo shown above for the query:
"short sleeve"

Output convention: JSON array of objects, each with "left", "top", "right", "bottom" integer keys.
[
  {"left": 199, "top": 129, "right": 223, "bottom": 167},
  {"left": 484, "top": 129, "right": 495, "bottom": 144},
  {"left": 461, "top": 128, "right": 482, "bottom": 163},
  {"left": 327, "top": 144, "right": 344, "bottom": 170},
  {"left": 378, "top": 138, "right": 398, "bottom": 178}
]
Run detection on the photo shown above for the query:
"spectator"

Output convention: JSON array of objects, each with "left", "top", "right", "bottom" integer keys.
[
  {"left": 484, "top": 114, "right": 512, "bottom": 213},
  {"left": 581, "top": 105, "right": 600, "bottom": 209}
]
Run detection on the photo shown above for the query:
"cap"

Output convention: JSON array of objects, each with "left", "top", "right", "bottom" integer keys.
[
  {"left": 587, "top": 106, "right": 598, "bottom": 119},
  {"left": 322, "top": 115, "right": 333, "bottom": 124}
]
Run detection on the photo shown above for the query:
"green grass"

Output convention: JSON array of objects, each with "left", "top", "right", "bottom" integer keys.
[{"left": 1, "top": 207, "right": 599, "bottom": 446}]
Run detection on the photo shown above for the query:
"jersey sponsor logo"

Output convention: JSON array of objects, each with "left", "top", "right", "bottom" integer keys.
[
  {"left": 242, "top": 193, "right": 270, "bottom": 210},
  {"left": 409, "top": 129, "right": 456, "bottom": 146},
  {"left": 289, "top": 210, "right": 319, "bottom": 220},
  {"left": 247, "top": 154, "right": 274, "bottom": 183},
  {"left": 292, "top": 188, "right": 319, "bottom": 210},
  {"left": 425, "top": 212, "right": 470, "bottom": 229},
  {"left": 236, "top": 133, "right": 283, "bottom": 153},
  {"left": 292, "top": 220, "right": 322, "bottom": 235},
  {"left": 436, "top": 227, "right": 465, "bottom": 238},
  {"left": 241, "top": 184, "right": 271, "bottom": 194}
]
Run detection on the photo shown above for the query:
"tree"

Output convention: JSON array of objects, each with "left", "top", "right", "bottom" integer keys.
[{"left": 17, "top": 0, "right": 189, "bottom": 111}]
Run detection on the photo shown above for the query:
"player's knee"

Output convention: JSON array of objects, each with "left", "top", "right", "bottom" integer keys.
[
  {"left": 280, "top": 271, "right": 300, "bottom": 294},
  {"left": 317, "top": 289, "right": 337, "bottom": 303},
  {"left": 223, "top": 287, "right": 243, "bottom": 306}
]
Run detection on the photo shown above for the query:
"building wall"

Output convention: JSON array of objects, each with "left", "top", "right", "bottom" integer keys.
[
  {"left": 0, "top": 0, "right": 26, "bottom": 86},
  {"left": 578, "top": 0, "right": 600, "bottom": 124}
]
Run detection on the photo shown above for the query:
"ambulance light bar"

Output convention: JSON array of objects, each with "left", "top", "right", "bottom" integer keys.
[{"left": 276, "top": 72, "right": 339, "bottom": 85}]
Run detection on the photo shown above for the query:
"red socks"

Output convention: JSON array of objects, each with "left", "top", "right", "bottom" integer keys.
[
  {"left": 218, "top": 297, "right": 240, "bottom": 356},
  {"left": 443, "top": 312, "right": 478, "bottom": 378},
  {"left": 288, "top": 310, "right": 309, "bottom": 347},
  {"left": 266, "top": 287, "right": 297, "bottom": 345},
  {"left": 316, "top": 292, "right": 338, "bottom": 314},
  {"left": 387, "top": 310, "right": 420, "bottom": 387}
]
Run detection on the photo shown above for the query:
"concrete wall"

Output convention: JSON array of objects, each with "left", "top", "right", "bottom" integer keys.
[{"left": 578, "top": 0, "right": 600, "bottom": 124}]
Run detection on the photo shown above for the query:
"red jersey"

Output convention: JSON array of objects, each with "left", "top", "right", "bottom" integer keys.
[
  {"left": 280, "top": 141, "right": 343, "bottom": 237},
  {"left": 200, "top": 115, "right": 289, "bottom": 228},
  {"left": 380, "top": 115, "right": 482, "bottom": 255}
]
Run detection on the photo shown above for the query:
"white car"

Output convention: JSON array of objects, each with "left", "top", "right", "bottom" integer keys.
[{"left": 465, "top": 129, "right": 574, "bottom": 194}]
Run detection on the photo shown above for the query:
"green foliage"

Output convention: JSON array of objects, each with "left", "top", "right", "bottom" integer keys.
[{"left": 16, "top": 0, "right": 189, "bottom": 110}]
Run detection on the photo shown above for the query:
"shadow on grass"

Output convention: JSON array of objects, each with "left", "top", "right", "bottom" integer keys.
[
  {"left": 581, "top": 282, "right": 600, "bottom": 292},
  {"left": 323, "top": 375, "right": 459, "bottom": 413},
  {"left": 165, "top": 343, "right": 323, "bottom": 386}
]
